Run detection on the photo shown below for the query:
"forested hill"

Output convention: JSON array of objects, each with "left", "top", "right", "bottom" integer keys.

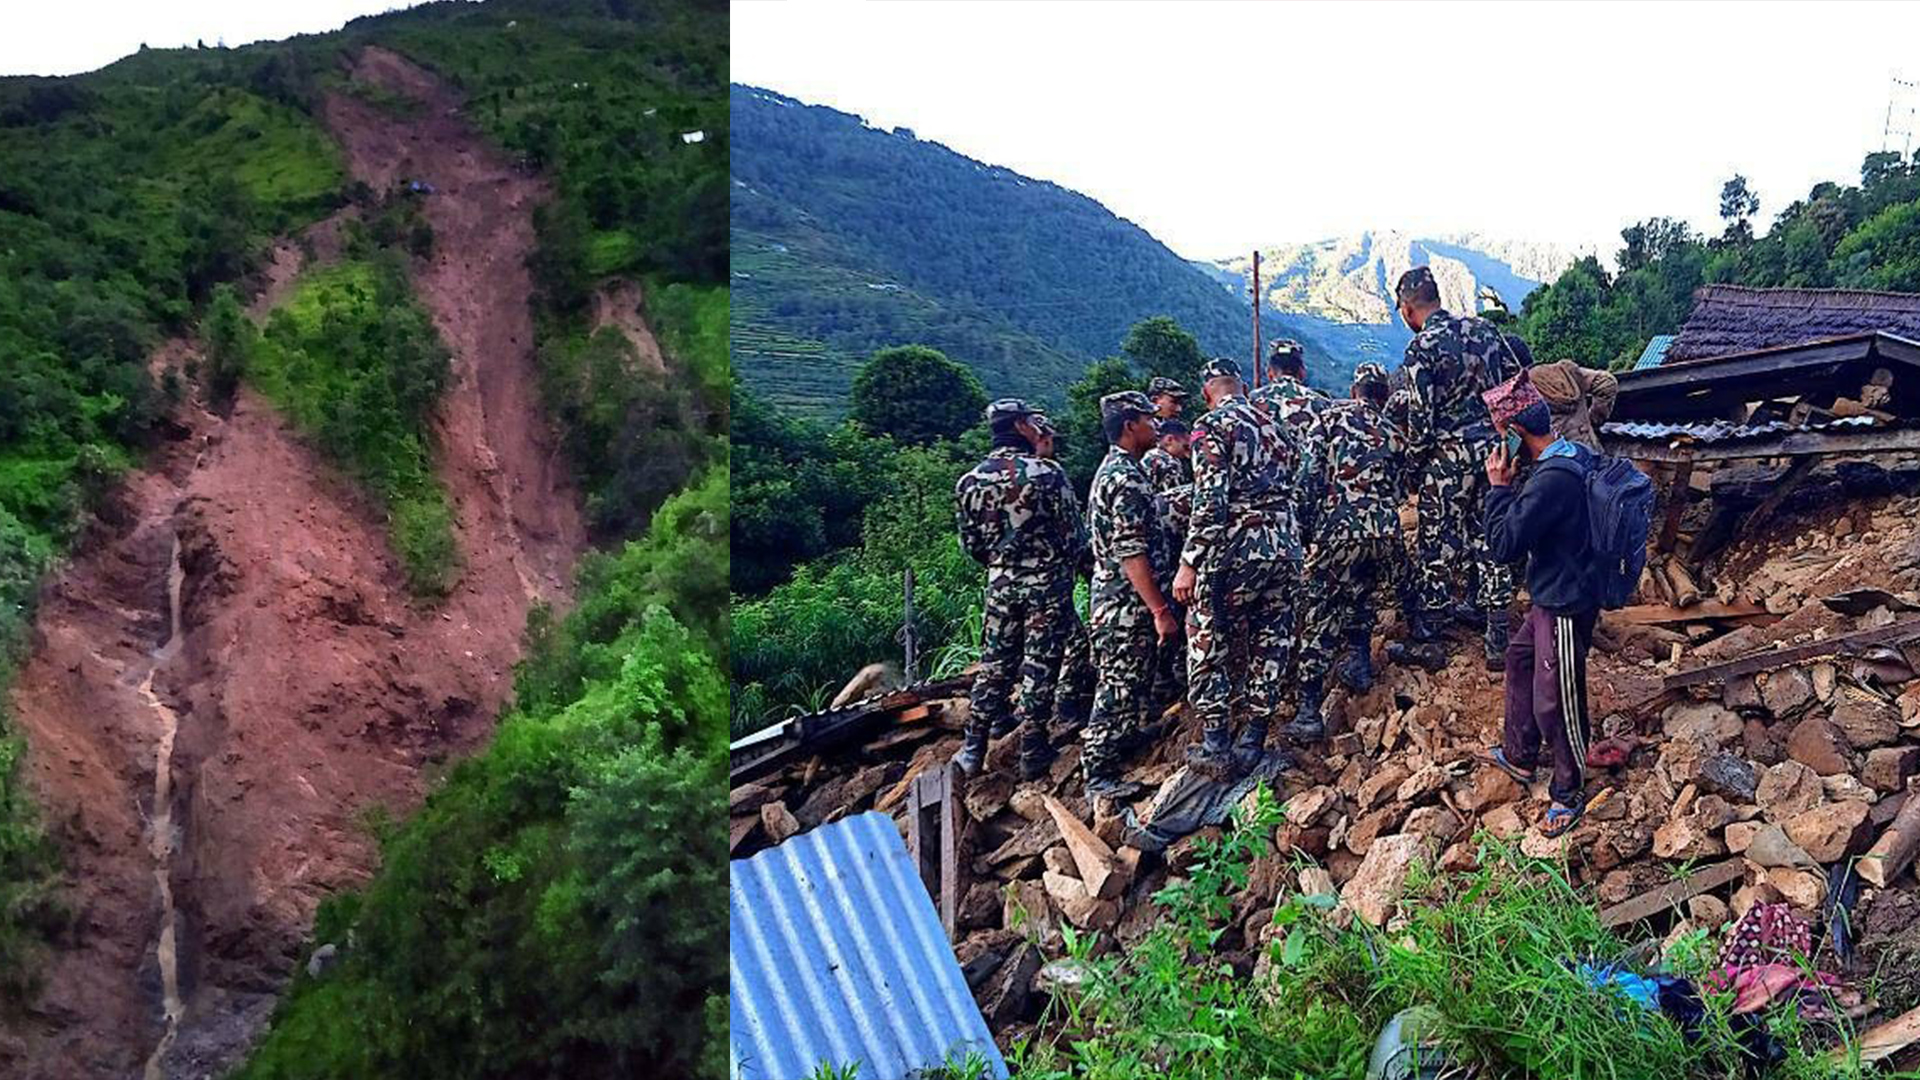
[{"left": 730, "top": 85, "right": 1346, "bottom": 413}]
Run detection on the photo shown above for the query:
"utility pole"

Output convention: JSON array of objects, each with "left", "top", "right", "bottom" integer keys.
[
  {"left": 902, "top": 567, "right": 918, "bottom": 683},
  {"left": 1251, "top": 250, "right": 1262, "bottom": 387},
  {"left": 1886, "top": 72, "right": 1917, "bottom": 157}
]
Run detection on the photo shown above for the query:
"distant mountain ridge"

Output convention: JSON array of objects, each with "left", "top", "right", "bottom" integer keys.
[
  {"left": 730, "top": 85, "right": 1355, "bottom": 412},
  {"left": 1203, "top": 230, "right": 1575, "bottom": 366}
]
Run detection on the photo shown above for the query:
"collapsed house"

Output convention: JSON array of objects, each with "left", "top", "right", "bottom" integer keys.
[{"left": 729, "top": 284, "right": 1920, "bottom": 1075}]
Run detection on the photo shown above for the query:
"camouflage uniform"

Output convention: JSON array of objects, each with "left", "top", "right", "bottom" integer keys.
[
  {"left": 1184, "top": 359, "right": 1304, "bottom": 762},
  {"left": 1400, "top": 308, "right": 1521, "bottom": 617},
  {"left": 1029, "top": 413, "right": 1095, "bottom": 733},
  {"left": 1296, "top": 394, "right": 1408, "bottom": 697},
  {"left": 1142, "top": 445, "right": 1191, "bottom": 492},
  {"left": 1148, "top": 481, "right": 1191, "bottom": 710},
  {"left": 955, "top": 401, "right": 1085, "bottom": 774},
  {"left": 1082, "top": 397, "right": 1162, "bottom": 782}
]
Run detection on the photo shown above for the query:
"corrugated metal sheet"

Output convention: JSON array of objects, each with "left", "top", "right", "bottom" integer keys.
[
  {"left": 1602, "top": 415, "right": 1876, "bottom": 443},
  {"left": 731, "top": 811, "right": 1008, "bottom": 1080},
  {"left": 1633, "top": 334, "right": 1675, "bottom": 370}
]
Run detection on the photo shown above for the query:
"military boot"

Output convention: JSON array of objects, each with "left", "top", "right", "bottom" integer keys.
[
  {"left": 1186, "top": 723, "right": 1234, "bottom": 773},
  {"left": 952, "top": 727, "right": 989, "bottom": 776},
  {"left": 1231, "top": 718, "right": 1271, "bottom": 770},
  {"left": 1450, "top": 599, "right": 1486, "bottom": 631},
  {"left": 1018, "top": 725, "right": 1058, "bottom": 782},
  {"left": 1282, "top": 681, "right": 1326, "bottom": 743},
  {"left": 1334, "top": 626, "right": 1375, "bottom": 692},
  {"left": 1484, "top": 611, "right": 1510, "bottom": 673},
  {"left": 1386, "top": 609, "right": 1450, "bottom": 671}
]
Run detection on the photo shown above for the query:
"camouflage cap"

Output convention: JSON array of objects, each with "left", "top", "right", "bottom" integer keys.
[
  {"left": 1395, "top": 265, "right": 1437, "bottom": 300},
  {"left": 1029, "top": 412, "right": 1056, "bottom": 436},
  {"left": 1266, "top": 338, "right": 1305, "bottom": 367},
  {"left": 1352, "top": 362, "right": 1390, "bottom": 392},
  {"left": 984, "top": 398, "right": 1038, "bottom": 426},
  {"left": 1199, "top": 357, "right": 1242, "bottom": 382},
  {"left": 1099, "top": 390, "right": 1155, "bottom": 425},
  {"left": 1146, "top": 376, "right": 1189, "bottom": 398}
]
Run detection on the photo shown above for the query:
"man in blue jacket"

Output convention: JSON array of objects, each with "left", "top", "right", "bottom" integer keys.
[{"left": 1479, "top": 376, "right": 1599, "bottom": 838}]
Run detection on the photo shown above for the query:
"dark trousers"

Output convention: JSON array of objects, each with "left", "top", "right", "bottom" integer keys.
[{"left": 1502, "top": 605, "right": 1597, "bottom": 805}]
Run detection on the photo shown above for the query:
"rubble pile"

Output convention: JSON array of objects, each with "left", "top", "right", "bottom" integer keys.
[{"left": 730, "top": 464, "right": 1920, "bottom": 1049}]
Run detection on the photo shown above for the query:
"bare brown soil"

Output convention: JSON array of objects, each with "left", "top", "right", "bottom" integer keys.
[{"left": 3, "top": 47, "right": 583, "bottom": 1079}]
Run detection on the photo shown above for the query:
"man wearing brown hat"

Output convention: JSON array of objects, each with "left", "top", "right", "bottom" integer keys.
[
  {"left": 1478, "top": 374, "right": 1601, "bottom": 837},
  {"left": 1081, "top": 391, "right": 1182, "bottom": 797},
  {"left": 1384, "top": 265, "right": 1523, "bottom": 672},
  {"left": 1173, "top": 358, "right": 1303, "bottom": 773}
]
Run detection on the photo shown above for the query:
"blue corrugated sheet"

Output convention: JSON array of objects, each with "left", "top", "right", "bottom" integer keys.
[
  {"left": 731, "top": 811, "right": 1009, "bottom": 1080},
  {"left": 1633, "top": 334, "right": 1675, "bottom": 370},
  {"left": 1602, "top": 415, "right": 1876, "bottom": 443}
]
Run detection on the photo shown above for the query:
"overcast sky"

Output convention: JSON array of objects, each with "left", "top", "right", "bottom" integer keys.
[
  {"left": 1, "top": 1, "right": 429, "bottom": 78},
  {"left": 734, "top": 0, "right": 1920, "bottom": 262}
]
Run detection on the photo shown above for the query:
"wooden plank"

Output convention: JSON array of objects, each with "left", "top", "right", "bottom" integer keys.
[
  {"left": 1743, "top": 455, "right": 1817, "bottom": 535},
  {"left": 1041, "top": 795, "right": 1124, "bottom": 900},
  {"left": 1859, "top": 779, "right": 1920, "bottom": 889},
  {"left": 1665, "top": 617, "right": 1920, "bottom": 689},
  {"left": 1832, "top": 1002, "right": 1920, "bottom": 1066},
  {"left": 907, "top": 763, "right": 960, "bottom": 935},
  {"left": 1598, "top": 860, "right": 1744, "bottom": 929},
  {"left": 1657, "top": 454, "right": 1694, "bottom": 553},
  {"left": 1611, "top": 425, "right": 1920, "bottom": 464},
  {"left": 1615, "top": 600, "right": 1768, "bottom": 625}
]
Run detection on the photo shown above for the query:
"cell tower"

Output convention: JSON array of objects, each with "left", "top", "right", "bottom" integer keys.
[{"left": 1885, "top": 72, "right": 1917, "bottom": 158}]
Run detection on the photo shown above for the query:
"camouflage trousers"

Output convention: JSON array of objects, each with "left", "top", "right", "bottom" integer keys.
[
  {"left": 1056, "top": 603, "right": 1095, "bottom": 729},
  {"left": 968, "top": 569, "right": 1073, "bottom": 755},
  {"left": 1083, "top": 594, "right": 1156, "bottom": 780},
  {"left": 1187, "top": 557, "right": 1296, "bottom": 736},
  {"left": 1297, "top": 536, "right": 1401, "bottom": 689},
  {"left": 1412, "top": 435, "right": 1513, "bottom": 614}
]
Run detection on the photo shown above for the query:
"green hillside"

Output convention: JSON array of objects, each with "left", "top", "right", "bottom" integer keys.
[{"left": 730, "top": 85, "right": 1346, "bottom": 413}]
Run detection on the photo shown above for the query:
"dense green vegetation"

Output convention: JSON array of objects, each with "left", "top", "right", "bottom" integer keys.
[
  {"left": 217, "top": 254, "right": 459, "bottom": 594},
  {"left": 849, "top": 345, "right": 988, "bottom": 446},
  {"left": 240, "top": 467, "right": 727, "bottom": 1079},
  {"left": 730, "top": 84, "right": 1340, "bottom": 414},
  {"left": 1009, "top": 789, "right": 1869, "bottom": 1080},
  {"left": 1519, "top": 150, "right": 1920, "bottom": 370}
]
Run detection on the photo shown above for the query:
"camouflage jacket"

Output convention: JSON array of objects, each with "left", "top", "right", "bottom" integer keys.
[
  {"left": 1182, "top": 394, "right": 1303, "bottom": 572},
  {"left": 1400, "top": 309, "right": 1521, "bottom": 457},
  {"left": 954, "top": 446, "right": 1084, "bottom": 582},
  {"left": 1250, "top": 374, "right": 1334, "bottom": 430},
  {"left": 1153, "top": 483, "right": 1190, "bottom": 589},
  {"left": 1086, "top": 447, "right": 1157, "bottom": 613},
  {"left": 1304, "top": 399, "right": 1409, "bottom": 543},
  {"left": 1141, "top": 446, "right": 1191, "bottom": 492}
]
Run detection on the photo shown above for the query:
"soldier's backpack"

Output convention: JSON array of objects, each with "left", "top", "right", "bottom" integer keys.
[{"left": 1545, "top": 451, "right": 1654, "bottom": 610}]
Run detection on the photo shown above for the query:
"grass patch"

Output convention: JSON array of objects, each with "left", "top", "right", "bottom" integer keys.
[
  {"left": 236, "top": 258, "right": 458, "bottom": 596},
  {"left": 1011, "top": 789, "right": 1878, "bottom": 1080}
]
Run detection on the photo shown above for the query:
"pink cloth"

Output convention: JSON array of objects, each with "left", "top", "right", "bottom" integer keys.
[{"left": 1481, "top": 371, "right": 1546, "bottom": 430}]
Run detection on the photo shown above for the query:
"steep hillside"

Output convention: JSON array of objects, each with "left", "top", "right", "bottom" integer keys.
[
  {"left": 730, "top": 85, "right": 1348, "bottom": 411},
  {"left": 1205, "top": 230, "right": 1573, "bottom": 373},
  {"left": 0, "top": 2, "right": 726, "bottom": 1077}
]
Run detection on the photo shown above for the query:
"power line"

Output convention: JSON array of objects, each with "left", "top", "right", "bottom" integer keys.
[{"left": 1884, "top": 71, "right": 1916, "bottom": 158}]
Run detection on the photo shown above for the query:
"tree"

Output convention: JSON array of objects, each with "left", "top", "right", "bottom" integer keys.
[
  {"left": 1060, "top": 357, "right": 1141, "bottom": 490},
  {"left": 202, "top": 284, "right": 254, "bottom": 410},
  {"left": 1120, "top": 315, "right": 1202, "bottom": 385},
  {"left": 1719, "top": 174, "right": 1760, "bottom": 244},
  {"left": 848, "top": 345, "right": 986, "bottom": 446},
  {"left": 1617, "top": 217, "right": 1694, "bottom": 272}
]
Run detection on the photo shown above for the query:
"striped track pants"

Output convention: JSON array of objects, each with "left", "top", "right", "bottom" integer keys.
[{"left": 1501, "top": 605, "right": 1598, "bottom": 806}]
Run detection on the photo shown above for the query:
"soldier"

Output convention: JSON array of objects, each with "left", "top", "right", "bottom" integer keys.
[
  {"left": 1147, "top": 377, "right": 1189, "bottom": 422},
  {"left": 1250, "top": 338, "right": 1333, "bottom": 429},
  {"left": 1173, "top": 358, "right": 1303, "bottom": 773},
  {"left": 1081, "top": 392, "right": 1183, "bottom": 797},
  {"left": 1030, "top": 412, "right": 1094, "bottom": 735},
  {"left": 952, "top": 399, "right": 1084, "bottom": 779},
  {"left": 1142, "top": 417, "right": 1192, "bottom": 492},
  {"left": 1383, "top": 266, "right": 1522, "bottom": 673},
  {"left": 1285, "top": 363, "right": 1409, "bottom": 741}
]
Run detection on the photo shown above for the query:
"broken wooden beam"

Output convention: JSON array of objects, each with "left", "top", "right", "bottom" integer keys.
[
  {"left": 1656, "top": 455, "right": 1694, "bottom": 554},
  {"left": 1598, "top": 859, "right": 1744, "bottom": 929},
  {"left": 1664, "top": 617, "right": 1920, "bottom": 690},
  {"left": 1615, "top": 599, "right": 1767, "bottom": 626},
  {"left": 1041, "top": 795, "right": 1126, "bottom": 900},
  {"left": 906, "top": 762, "right": 961, "bottom": 935},
  {"left": 1859, "top": 779, "right": 1920, "bottom": 889},
  {"left": 1832, "top": 1001, "right": 1920, "bottom": 1066}
]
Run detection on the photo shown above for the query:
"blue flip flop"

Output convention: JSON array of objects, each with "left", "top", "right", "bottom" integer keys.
[
  {"left": 1480, "top": 747, "right": 1537, "bottom": 785},
  {"left": 1542, "top": 800, "right": 1585, "bottom": 839}
]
